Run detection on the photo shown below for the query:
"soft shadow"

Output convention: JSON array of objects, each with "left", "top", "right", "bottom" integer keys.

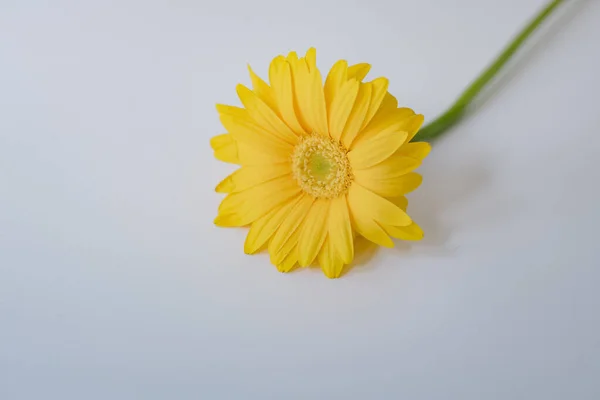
[
  {"left": 338, "top": 155, "right": 492, "bottom": 276},
  {"left": 408, "top": 157, "right": 491, "bottom": 251}
]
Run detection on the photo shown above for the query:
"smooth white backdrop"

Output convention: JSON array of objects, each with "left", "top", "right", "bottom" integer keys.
[{"left": 1, "top": 0, "right": 599, "bottom": 398}]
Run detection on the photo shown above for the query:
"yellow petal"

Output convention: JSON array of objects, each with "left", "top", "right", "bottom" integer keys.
[
  {"left": 269, "top": 56, "right": 305, "bottom": 135},
  {"left": 269, "top": 195, "right": 315, "bottom": 263},
  {"left": 347, "top": 63, "right": 371, "bottom": 82},
  {"left": 380, "top": 92, "right": 398, "bottom": 111},
  {"left": 285, "top": 51, "right": 298, "bottom": 64},
  {"left": 289, "top": 49, "right": 328, "bottom": 135},
  {"left": 383, "top": 222, "right": 424, "bottom": 241},
  {"left": 396, "top": 142, "right": 431, "bottom": 160},
  {"left": 212, "top": 213, "right": 244, "bottom": 228},
  {"left": 215, "top": 163, "right": 292, "bottom": 193},
  {"left": 324, "top": 60, "right": 348, "bottom": 111},
  {"left": 237, "top": 141, "right": 290, "bottom": 166},
  {"left": 353, "top": 155, "right": 421, "bottom": 183},
  {"left": 403, "top": 114, "right": 425, "bottom": 143},
  {"left": 348, "top": 199, "right": 394, "bottom": 248},
  {"left": 212, "top": 139, "right": 239, "bottom": 164},
  {"left": 297, "top": 199, "right": 330, "bottom": 267},
  {"left": 216, "top": 176, "right": 301, "bottom": 227},
  {"left": 216, "top": 104, "right": 247, "bottom": 119},
  {"left": 210, "top": 133, "right": 233, "bottom": 151},
  {"left": 287, "top": 54, "right": 312, "bottom": 134},
  {"left": 389, "top": 196, "right": 408, "bottom": 211},
  {"left": 236, "top": 85, "right": 298, "bottom": 145},
  {"left": 286, "top": 51, "right": 299, "bottom": 63},
  {"left": 318, "top": 238, "right": 345, "bottom": 279},
  {"left": 277, "top": 247, "right": 298, "bottom": 273},
  {"left": 353, "top": 107, "right": 415, "bottom": 148},
  {"left": 328, "top": 78, "right": 359, "bottom": 142},
  {"left": 358, "top": 221, "right": 393, "bottom": 247},
  {"left": 213, "top": 146, "right": 238, "bottom": 164},
  {"left": 244, "top": 196, "right": 301, "bottom": 254},
  {"left": 307, "top": 63, "right": 329, "bottom": 136},
  {"left": 328, "top": 195, "right": 353, "bottom": 264},
  {"left": 362, "top": 77, "right": 389, "bottom": 129},
  {"left": 305, "top": 47, "right": 317, "bottom": 71},
  {"left": 348, "top": 129, "right": 407, "bottom": 170},
  {"left": 248, "top": 64, "right": 278, "bottom": 113},
  {"left": 355, "top": 172, "right": 423, "bottom": 198},
  {"left": 217, "top": 105, "right": 292, "bottom": 150},
  {"left": 347, "top": 183, "right": 412, "bottom": 226},
  {"left": 215, "top": 174, "right": 235, "bottom": 193},
  {"left": 341, "top": 83, "right": 371, "bottom": 148},
  {"left": 272, "top": 221, "right": 302, "bottom": 266}
]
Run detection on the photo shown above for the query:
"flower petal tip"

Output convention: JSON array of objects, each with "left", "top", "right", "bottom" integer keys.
[
  {"left": 215, "top": 177, "right": 234, "bottom": 193},
  {"left": 214, "top": 215, "right": 235, "bottom": 227},
  {"left": 322, "top": 271, "right": 343, "bottom": 279}
]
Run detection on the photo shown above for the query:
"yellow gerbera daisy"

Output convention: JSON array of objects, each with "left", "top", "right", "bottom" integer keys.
[{"left": 211, "top": 48, "right": 430, "bottom": 278}]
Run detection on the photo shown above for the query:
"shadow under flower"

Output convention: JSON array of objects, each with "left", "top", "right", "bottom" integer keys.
[{"left": 340, "top": 154, "right": 492, "bottom": 277}]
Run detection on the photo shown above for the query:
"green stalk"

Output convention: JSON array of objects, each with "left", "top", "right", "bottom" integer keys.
[{"left": 412, "top": 0, "right": 565, "bottom": 142}]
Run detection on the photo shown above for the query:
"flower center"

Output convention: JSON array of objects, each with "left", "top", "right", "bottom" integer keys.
[{"left": 291, "top": 135, "right": 353, "bottom": 199}]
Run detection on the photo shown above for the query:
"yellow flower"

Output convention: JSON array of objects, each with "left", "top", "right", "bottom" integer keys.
[{"left": 211, "top": 48, "right": 430, "bottom": 278}]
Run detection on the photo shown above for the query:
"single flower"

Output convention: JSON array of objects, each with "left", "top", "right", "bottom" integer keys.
[{"left": 211, "top": 48, "right": 430, "bottom": 278}]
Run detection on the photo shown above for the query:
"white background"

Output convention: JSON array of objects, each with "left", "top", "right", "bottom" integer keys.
[{"left": 1, "top": 0, "right": 599, "bottom": 398}]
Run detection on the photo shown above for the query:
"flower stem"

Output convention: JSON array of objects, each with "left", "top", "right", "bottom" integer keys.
[{"left": 412, "top": 0, "right": 565, "bottom": 142}]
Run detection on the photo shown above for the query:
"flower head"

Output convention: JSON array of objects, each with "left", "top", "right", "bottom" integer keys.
[{"left": 211, "top": 48, "right": 430, "bottom": 278}]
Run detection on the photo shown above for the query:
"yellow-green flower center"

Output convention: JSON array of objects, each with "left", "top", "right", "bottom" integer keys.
[{"left": 291, "top": 134, "right": 353, "bottom": 199}]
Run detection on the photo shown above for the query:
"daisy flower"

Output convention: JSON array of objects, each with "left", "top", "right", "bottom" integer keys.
[
  {"left": 210, "top": 0, "right": 564, "bottom": 278},
  {"left": 211, "top": 48, "right": 430, "bottom": 278}
]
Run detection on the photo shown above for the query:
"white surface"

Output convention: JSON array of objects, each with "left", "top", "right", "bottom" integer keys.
[{"left": 1, "top": 0, "right": 599, "bottom": 398}]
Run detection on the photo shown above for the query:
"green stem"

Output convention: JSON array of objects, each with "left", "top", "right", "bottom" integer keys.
[{"left": 412, "top": 0, "right": 564, "bottom": 142}]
